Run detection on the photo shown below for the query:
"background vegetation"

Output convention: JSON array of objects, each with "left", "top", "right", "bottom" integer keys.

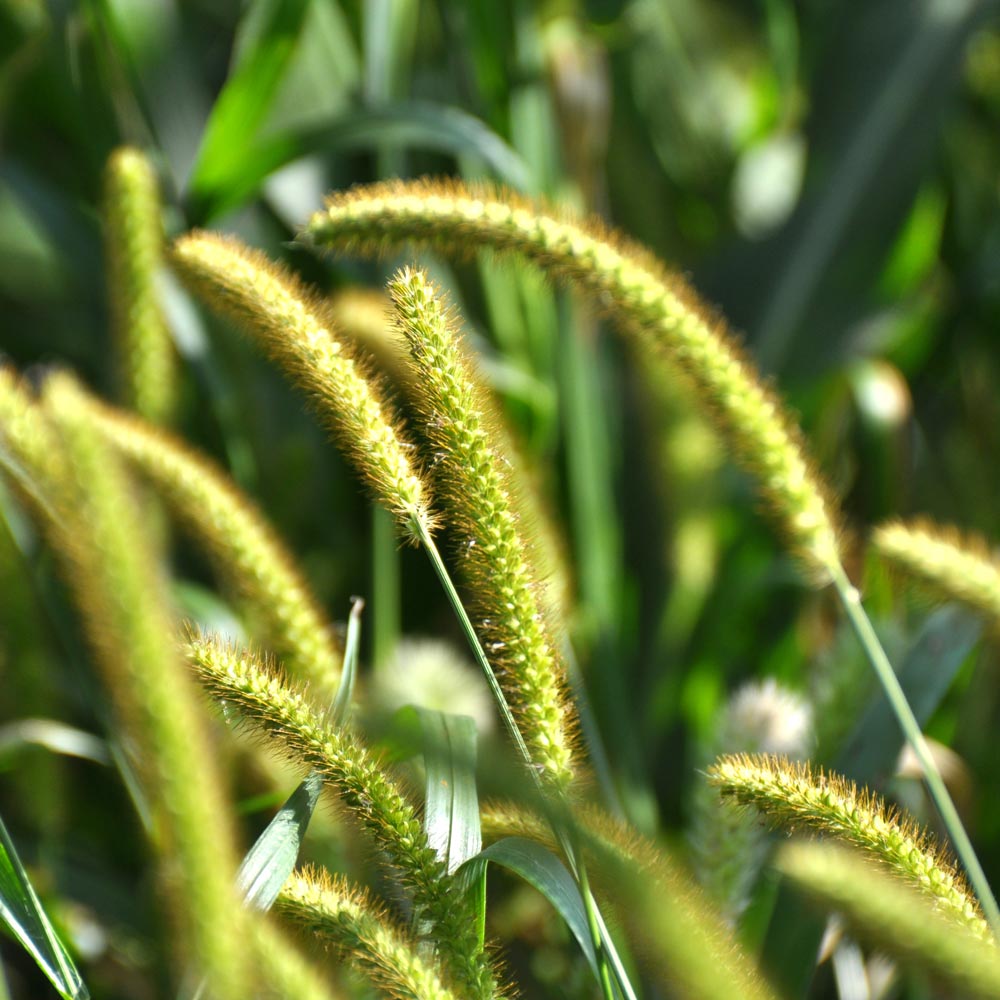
[{"left": 3, "top": 0, "right": 1000, "bottom": 997}]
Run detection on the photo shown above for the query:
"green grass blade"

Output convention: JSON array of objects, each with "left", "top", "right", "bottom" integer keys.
[
  {"left": 236, "top": 596, "right": 363, "bottom": 912},
  {"left": 835, "top": 604, "right": 981, "bottom": 781},
  {"left": 236, "top": 773, "right": 324, "bottom": 912},
  {"left": 330, "top": 595, "right": 363, "bottom": 723},
  {"left": 754, "top": 0, "right": 980, "bottom": 370},
  {"left": 196, "top": 102, "right": 532, "bottom": 221},
  {"left": 187, "top": 0, "right": 311, "bottom": 216},
  {"left": 0, "top": 812, "right": 88, "bottom": 1000},
  {"left": 459, "top": 837, "right": 600, "bottom": 980},
  {"left": 415, "top": 710, "right": 481, "bottom": 875}
]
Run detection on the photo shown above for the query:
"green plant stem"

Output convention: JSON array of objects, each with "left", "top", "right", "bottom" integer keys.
[
  {"left": 830, "top": 561, "right": 1000, "bottom": 938},
  {"left": 412, "top": 515, "right": 633, "bottom": 1000},
  {"left": 372, "top": 504, "right": 400, "bottom": 671}
]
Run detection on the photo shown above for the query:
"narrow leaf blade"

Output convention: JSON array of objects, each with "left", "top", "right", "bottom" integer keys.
[
  {"left": 459, "top": 837, "right": 599, "bottom": 978},
  {"left": 0, "top": 814, "right": 88, "bottom": 1000},
  {"left": 415, "top": 709, "right": 481, "bottom": 874},
  {"left": 236, "top": 772, "right": 323, "bottom": 912}
]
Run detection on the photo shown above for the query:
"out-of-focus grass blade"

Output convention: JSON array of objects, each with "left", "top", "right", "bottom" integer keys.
[
  {"left": 458, "top": 837, "right": 599, "bottom": 979},
  {"left": 835, "top": 603, "right": 981, "bottom": 783},
  {"left": 235, "top": 597, "right": 363, "bottom": 912},
  {"left": 0, "top": 720, "right": 109, "bottom": 766},
  {"left": 0, "top": 812, "right": 88, "bottom": 1000},
  {"left": 762, "top": 603, "right": 981, "bottom": 997},
  {"left": 752, "top": 0, "right": 982, "bottom": 371},
  {"left": 414, "top": 709, "right": 481, "bottom": 875},
  {"left": 187, "top": 0, "right": 310, "bottom": 217},
  {"left": 197, "top": 102, "right": 531, "bottom": 221}
]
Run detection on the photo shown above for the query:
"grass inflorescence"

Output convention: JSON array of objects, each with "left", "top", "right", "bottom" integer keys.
[
  {"left": 388, "top": 266, "right": 578, "bottom": 790},
  {"left": 306, "top": 179, "right": 842, "bottom": 582},
  {"left": 709, "top": 752, "right": 990, "bottom": 941},
  {"left": 172, "top": 232, "right": 435, "bottom": 540}
]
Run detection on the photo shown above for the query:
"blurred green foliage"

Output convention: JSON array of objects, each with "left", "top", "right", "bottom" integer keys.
[{"left": 3, "top": 1, "right": 1000, "bottom": 996}]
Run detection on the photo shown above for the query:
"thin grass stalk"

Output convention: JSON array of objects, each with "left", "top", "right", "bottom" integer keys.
[
  {"left": 414, "top": 518, "right": 632, "bottom": 1000},
  {"left": 827, "top": 563, "right": 1000, "bottom": 935}
]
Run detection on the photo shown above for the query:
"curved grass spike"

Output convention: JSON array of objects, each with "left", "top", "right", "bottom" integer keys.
[
  {"left": 307, "top": 182, "right": 1000, "bottom": 935},
  {"left": 104, "top": 147, "right": 177, "bottom": 425},
  {"left": 776, "top": 841, "right": 1000, "bottom": 999},
  {"left": 184, "top": 633, "right": 498, "bottom": 1000},
  {"left": 388, "top": 267, "right": 577, "bottom": 790},
  {"left": 708, "top": 753, "right": 990, "bottom": 942},
  {"left": 277, "top": 868, "right": 465, "bottom": 1000},
  {"left": 80, "top": 393, "right": 342, "bottom": 697},
  {"left": 171, "top": 232, "right": 434, "bottom": 541},
  {"left": 873, "top": 518, "right": 1000, "bottom": 625},
  {"left": 37, "top": 374, "right": 249, "bottom": 997},
  {"left": 305, "top": 180, "right": 841, "bottom": 582}
]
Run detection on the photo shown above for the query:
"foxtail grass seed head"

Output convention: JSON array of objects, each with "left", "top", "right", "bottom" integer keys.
[
  {"left": 171, "top": 232, "right": 433, "bottom": 540},
  {"left": 387, "top": 266, "right": 578, "bottom": 790},
  {"left": 0, "top": 368, "right": 69, "bottom": 518},
  {"left": 690, "top": 682, "right": 813, "bottom": 922},
  {"left": 307, "top": 180, "right": 842, "bottom": 582},
  {"left": 776, "top": 841, "right": 1000, "bottom": 998},
  {"left": 874, "top": 518, "right": 1000, "bottom": 626},
  {"left": 39, "top": 373, "right": 249, "bottom": 998},
  {"left": 184, "top": 633, "right": 497, "bottom": 1000},
  {"left": 278, "top": 868, "right": 463, "bottom": 1000},
  {"left": 708, "top": 753, "right": 990, "bottom": 941},
  {"left": 83, "top": 394, "right": 342, "bottom": 697},
  {"left": 104, "top": 147, "right": 177, "bottom": 424}
]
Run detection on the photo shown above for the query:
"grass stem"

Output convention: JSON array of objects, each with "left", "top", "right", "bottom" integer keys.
[
  {"left": 413, "top": 514, "right": 632, "bottom": 1000},
  {"left": 830, "top": 561, "right": 1000, "bottom": 937}
]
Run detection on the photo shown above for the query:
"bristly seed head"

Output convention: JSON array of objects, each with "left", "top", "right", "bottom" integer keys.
[
  {"left": 171, "top": 232, "right": 435, "bottom": 542},
  {"left": 307, "top": 180, "right": 842, "bottom": 583},
  {"left": 386, "top": 265, "right": 578, "bottom": 790}
]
